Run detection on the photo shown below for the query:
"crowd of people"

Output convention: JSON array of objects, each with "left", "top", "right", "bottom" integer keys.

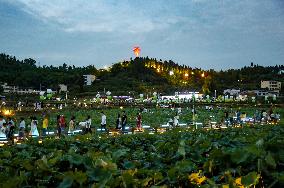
[
  {"left": 0, "top": 110, "right": 147, "bottom": 142},
  {"left": 215, "top": 107, "right": 281, "bottom": 127},
  {"left": 0, "top": 105, "right": 281, "bottom": 143}
]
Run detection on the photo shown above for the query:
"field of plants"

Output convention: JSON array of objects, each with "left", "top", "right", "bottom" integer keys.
[
  {"left": 0, "top": 124, "right": 283, "bottom": 187},
  {"left": 0, "top": 105, "right": 283, "bottom": 187}
]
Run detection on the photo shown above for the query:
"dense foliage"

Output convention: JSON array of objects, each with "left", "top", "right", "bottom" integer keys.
[
  {"left": 0, "top": 53, "right": 283, "bottom": 95},
  {"left": 0, "top": 53, "right": 97, "bottom": 93},
  {"left": 0, "top": 125, "right": 283, "bottom": 187}
]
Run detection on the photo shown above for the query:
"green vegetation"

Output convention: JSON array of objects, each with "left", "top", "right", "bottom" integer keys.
[{"left": 0, "top": 124, "right": 283, "bottom": 187}]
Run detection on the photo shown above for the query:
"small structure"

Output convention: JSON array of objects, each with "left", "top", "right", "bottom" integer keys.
[
  {"left": 223, "top": 89, "right": 240, "bottom": 96},
  {"left": 0, "top": 83, "right": 40, "bottom": 94},
  {"left": 261, "top": 80, "right": 281, "bottom": 91},
  {"left": 83, "top": 75, "right": 96, "bottom": 86}
]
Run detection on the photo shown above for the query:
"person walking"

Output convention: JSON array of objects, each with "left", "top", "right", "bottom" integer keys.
[
  {"left": 173, "top": 113, "right": 179, "bottom": 127},
  {"left": 7, "top": 121, "right": 15, "bottom": 144},
  {"left": 59, "top": 115, "right": 66, "bottom": 135},
  {"left": 121, "top": 111, "right": 127, "bottom": 134},
  {"left": 68, "top": 116, "right": 75, "bottom": 135},
  {"left": 136, "top": 112, "right": 142, "bottom": 131},
  {"left": 30, "top": 117, "right": 39, "bottom": 137},
  {"left": 42, "top": 115, "right": 48, "bottom": 137},
  {"left": 85, "top": 115, "right": 92, "bottom": 133},
  {"left": 101, "top": 111, "right": 107, "bottom": 132},
  {"left": 56, "top": 115, "right": 61, "bottom": 138},
  {"left": 19, "top": 117, "right": 25, "bottom": 139},
  {"left": 0, "top": 115, "right": 6, "bottom": 130},
  {"left": 116, "top": 113, "right": 122, "bottom": 130}
]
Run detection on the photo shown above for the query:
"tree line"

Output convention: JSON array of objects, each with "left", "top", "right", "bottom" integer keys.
[{"left": 0, "top": 53, "right": 283, "bottom": 96}]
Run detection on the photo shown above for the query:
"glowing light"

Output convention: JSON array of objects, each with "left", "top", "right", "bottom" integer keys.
[
  {"left": 133, "top": 46, "right": 141, "bottom": 57},
  {"left": 201, "top": 73, "right": 205, "bottom": 77},
  {"left": 184, "top": 73, "right": 189, "bottom": 77},
  {"left": 191, "top": 72, "right": 194, "bottom": 75},
  {"left": 120, "top": 106, "right": 123, "bottom": 109},
  {"left": 169, "top": 71, "right": 174, "bottom": 76},
  {"left": 38, "top": 140, "right": 42, "bottom": 144},
  {"left": 2, "top": 110, "right": 13, "bottom": 116},
  {"left": 3, "top": 110, "right": 11, "bottom": 116}
]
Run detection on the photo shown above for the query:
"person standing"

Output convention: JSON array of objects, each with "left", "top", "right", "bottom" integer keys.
[
  {"left": 59, "top": 115, "right": 66, "bottom": 135},
  {"left": 122, "top": 111, "right": 127, "bottom": 134},
  {"left": 236, "top": 110, "right": 241, "bottom": 124},
  {"left": 168, "top": 117, "right": 173, "bottom": 128},
  {"left": 116, "top": 113, "right": 122, "bottom": 130},
  {"left": 136, "top": 112, "right": 142, "bottom": 131},
  {"left": 0, "top": 115, "right": 6, "bottom": 130},
  {"left": 30, "top": 117, "right": 39, "bottom": 137},
  {"left": 19, "top": 117, "right": 25, "bottom": 139},
  {"left": 42, "top": 115, "right": 48, "bottom": 137},
  {"left": 7, "top": 117, "right": 15, "bottom": 127},
  {"left": 7, "top": 121, "right": 15, "bottom": 143},
  {"left": 56, "top": 115, "right": 61, "bottom": 138},
  {"left": 101, "top": 111, "right": 107, "bottom": 132},
  {"left": 68, "top": 116, "right": 75, "bottom": 135},
  {"left": 85, "top": 115, "right": 92, "bottom": 133},
  {"left": 173, "top": 113, "right": 179, "bottom": 127},
  {"left": 224, "top": 111, "right": 229, "bottom": 127}
]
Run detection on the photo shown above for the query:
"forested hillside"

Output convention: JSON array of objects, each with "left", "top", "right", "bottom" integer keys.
[{"left": 0, "top": 53, "right": 283, "bottom": 95}]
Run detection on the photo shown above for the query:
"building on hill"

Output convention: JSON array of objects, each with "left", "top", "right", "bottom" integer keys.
[
  {"left": 1, "top": 83, "right": 18, "bottom": 93},
  {"left": 223, "top": 89, "right": 240, "bottom": 96},
  {"left": 261, "top": 80, "right": 281, "bottom": 91},
  {"left": 83, "top": 75, "right": 96, "bottom": 86},
  {"left": 0, "top": 83, "right": 40, "bottom": 94},
  {"left": 240, "top": 90, "right": 280, "bottom": 97}
]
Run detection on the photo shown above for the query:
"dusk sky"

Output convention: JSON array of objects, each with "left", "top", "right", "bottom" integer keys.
[{"left": 0, "top": 0, "right": 284, "bottom": 70}]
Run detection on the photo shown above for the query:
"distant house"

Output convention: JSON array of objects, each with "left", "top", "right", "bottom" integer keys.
[
  {"left": 0, "top": 83, "right": 40, "bottom": 94},
  {"left": 241, "top": 90, "right": 280, "bottom": 97},
  {"left": 223, "top": 89, "right": 240, "bottom": 96},
  {"left": 261, "top": 80, "right": 281, "bottom": 91},
  {"left": 58, "top": 84, "right": 68, "bottom": 92},
  {"left": 83, "top": 75, "right": 96, "bottom": 86}
]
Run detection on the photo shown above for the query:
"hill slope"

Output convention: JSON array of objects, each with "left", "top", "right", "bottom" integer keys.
[{"left": 0, "top": 53, "right": 283, "bottom": 96}]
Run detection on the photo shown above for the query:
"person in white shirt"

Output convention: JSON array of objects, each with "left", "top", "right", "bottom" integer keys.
[
  {"left": 68, "top": 116, "right": 75, "bottom": 134},
  {"left": 0, "top": 115, "right": 6, "bottom": 129},
  {"left": 173, "top": 113, "right": 179, "bottom": 127},
  {"left": 0, "top": 116, "right": 6, "bottom": 139},
  {"left": 19, "top": 117, "right": 26, "bottom": 139},
  {"left": 101, "top": 111, "right": 107, "bottom": 132}
]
